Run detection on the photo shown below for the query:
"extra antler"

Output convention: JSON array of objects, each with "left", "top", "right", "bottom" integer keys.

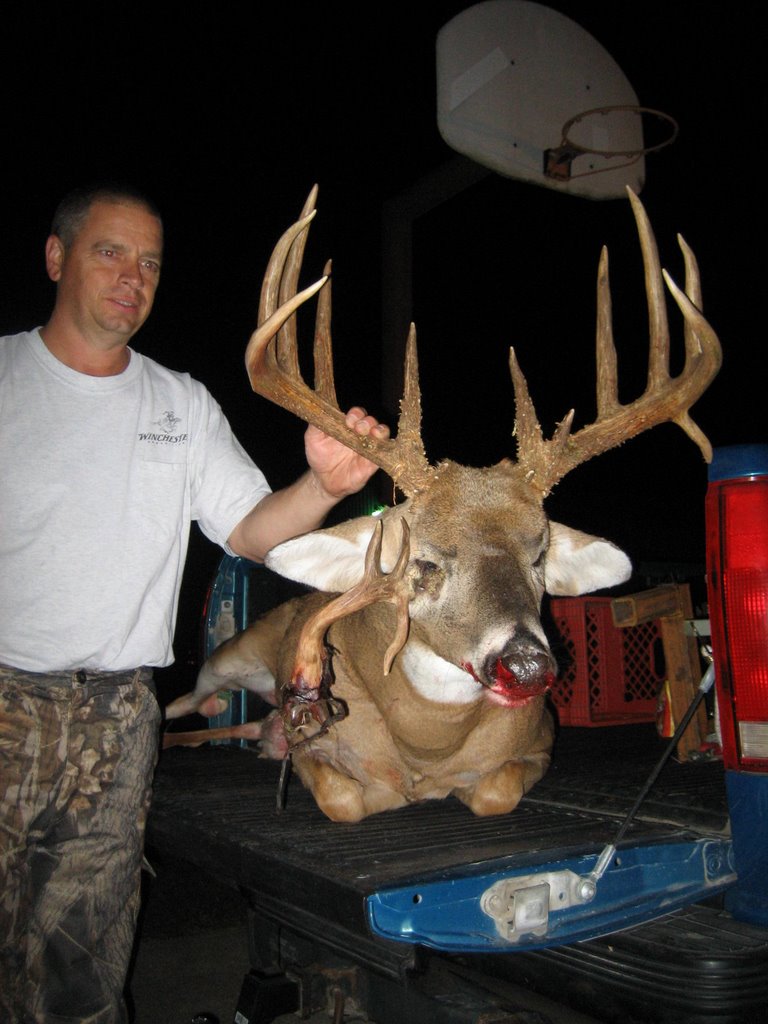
[
  {"left": 289, "top": 518, "right": 411, "bottom": 693},
  {"left": 512, "top": 188, "right": 722, "bottom": 496},
  {"left": 279, "top": 519, "right": 411, "bottom": 745},
  {"left": 245, "top": 187, "right": 435, "bottom": 497}
]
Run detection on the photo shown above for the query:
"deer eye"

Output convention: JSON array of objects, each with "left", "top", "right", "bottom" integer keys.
[
  {"left": 412, "top": 559, "right": 444, "bottom": 596},
  {"left": 530, "top": 537, "right": 551, "bottom": 576}
]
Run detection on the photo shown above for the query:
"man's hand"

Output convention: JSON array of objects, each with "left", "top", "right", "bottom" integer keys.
[
  {"left": 228, "top": 407, "right": 390, "bottom": 562},
  {"left": 305, "top": 406, "right": 390, "bottom": 500}
]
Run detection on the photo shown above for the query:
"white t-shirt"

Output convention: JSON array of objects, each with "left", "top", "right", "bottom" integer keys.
[{"left": 0, "top": 329, "right": 271, "bottom": 671}]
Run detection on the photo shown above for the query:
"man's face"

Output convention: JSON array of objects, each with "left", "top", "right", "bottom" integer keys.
[{"left": 46, "top": 200, "right": 163, "bottom": 344}]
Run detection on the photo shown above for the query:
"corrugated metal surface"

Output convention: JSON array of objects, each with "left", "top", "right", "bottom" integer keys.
[{"left": 148, "top": 724, "right": 728, "bottom": 913}]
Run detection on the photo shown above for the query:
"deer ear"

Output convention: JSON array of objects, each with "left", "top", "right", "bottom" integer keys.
[
  {"left": 544, "top": 521, "right": 631, "bottom": 596},
  {"left": 266, "top": 510, "right": 408, "bottom": 592}
]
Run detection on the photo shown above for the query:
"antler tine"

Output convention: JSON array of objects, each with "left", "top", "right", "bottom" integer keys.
[
  {"left": 595, "top": 246, "right": 620, "bottom": 418},
  {"left": 257, "top": 185, "right": 318, "bottom": 351},
  {"left": 246, "top": 189, "right": 435, "bottom": 497},
  {"left": 631, "top": 187, "right": 671, "bottom": 392},
  {"left": 514, "top": 188, "right": 721, "bottom": 496},
  {"left": 292, "top": 519, "right": 412, "bottom": 688},
  {"left": 275, "top": 186, "right": 319, "bottom": 378},
  {"left": 313, "top": 258, "right": 338, "bottom": 407},
  {"left": 662, "top": 266, "right": 721, "bottom": 461},
  {"left": 392, "top": 326, "right": 433, "bottom": 489},
  {"left": 510, "top": 347, "right": 575, "bottom": 492},
  {"left": 663, "top": 231, "right": 718, "bottom": 460}
]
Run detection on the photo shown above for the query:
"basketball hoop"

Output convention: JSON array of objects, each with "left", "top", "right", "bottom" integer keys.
[{"left": 544, "top": 106, "right": 679, "bottom": 183}]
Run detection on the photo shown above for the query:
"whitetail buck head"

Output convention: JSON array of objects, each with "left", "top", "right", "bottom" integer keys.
[
  {"left": 166, "top": 187, "right": 720, "bottom": 821},
  {"left": 244, "top": 186, "right": 721, "bottom": 711}
]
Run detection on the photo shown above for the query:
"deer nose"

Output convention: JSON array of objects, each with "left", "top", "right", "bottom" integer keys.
[{"left": 484, "top": 641, "right": 557, "bottom": 692}]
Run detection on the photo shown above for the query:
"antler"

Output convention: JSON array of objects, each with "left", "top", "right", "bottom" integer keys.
[
  {"left": 512, "top": 188, "right": 722, "bottom": 497},
  {"left": 278, "top": 520, "right": 411, "bottom": 747},
  {"left": 245, "top": 187, "right": 435, "bottom": 497},
  {"left": 290, "top": 518, "right": 411, "bottom": 693}
]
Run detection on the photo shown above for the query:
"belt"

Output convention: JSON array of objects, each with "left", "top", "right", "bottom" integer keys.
[{"left": 0, "top": 663, "right": 153, "bottom": 687}]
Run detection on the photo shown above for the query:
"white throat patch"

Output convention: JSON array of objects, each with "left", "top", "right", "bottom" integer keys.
[{"left": 401, "top": 640, "right": 483, "bottom": 704}]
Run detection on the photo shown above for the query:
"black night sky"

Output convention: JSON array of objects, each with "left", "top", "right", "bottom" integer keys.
[{"left": 2, "top": 2, "right": 761, "bottom": 682}]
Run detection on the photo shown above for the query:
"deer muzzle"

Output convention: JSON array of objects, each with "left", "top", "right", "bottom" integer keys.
[
  {"left": 480, "top": 635, "right": 556, "bottom": 706},
  {"left": 461, "top": 633, "right": 556, "bottom": 706}
]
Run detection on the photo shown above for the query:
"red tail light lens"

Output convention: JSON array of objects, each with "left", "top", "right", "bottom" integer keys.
[{"left": 706, "top": 445, "right": 768, "bottom": 771}]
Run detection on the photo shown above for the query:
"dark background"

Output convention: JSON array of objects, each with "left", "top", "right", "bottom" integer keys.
[{"left": 2, "top": 2, "right": 761, "bottom": 689}]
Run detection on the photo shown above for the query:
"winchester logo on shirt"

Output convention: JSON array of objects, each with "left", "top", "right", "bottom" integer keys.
[{"left": 138, "top": 410, "right": 188, "bottom": 446}]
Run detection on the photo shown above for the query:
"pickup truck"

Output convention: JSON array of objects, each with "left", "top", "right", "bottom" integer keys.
[{"left": 147, "top": 444, "right": 768, "bottom": 1024}]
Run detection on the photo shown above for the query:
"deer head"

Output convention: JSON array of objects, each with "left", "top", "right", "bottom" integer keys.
[{"left": 243, "top": 186, "right": 721, "bottom": 708}]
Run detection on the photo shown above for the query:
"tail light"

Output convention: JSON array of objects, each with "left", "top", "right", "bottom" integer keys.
[
  {"left": 708, "top": 444, "right": 768, "bottom": 925},
  {"left": 705, "top": 445, "right": 768, "bottom": 927},
  {"left": 706, "top": 445, "right": 768, "bottom": 771}
]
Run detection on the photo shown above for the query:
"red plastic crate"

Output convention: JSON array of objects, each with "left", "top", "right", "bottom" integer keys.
[{"left": 548, "top": 597, "right": 665, "bottom": 726}]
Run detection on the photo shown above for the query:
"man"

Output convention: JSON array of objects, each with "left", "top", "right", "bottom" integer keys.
[{"left": 0, "top": 184, "right": 387, "bottom": 1023}]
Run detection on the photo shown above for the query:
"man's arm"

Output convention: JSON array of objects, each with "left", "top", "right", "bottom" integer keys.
[{"left": 227, "top": 407, "right": 389, "bottom": 562}]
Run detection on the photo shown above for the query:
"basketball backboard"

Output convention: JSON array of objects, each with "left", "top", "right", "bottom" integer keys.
[{"left": 437, "top": 1, "right": 673, "bottom": 199}]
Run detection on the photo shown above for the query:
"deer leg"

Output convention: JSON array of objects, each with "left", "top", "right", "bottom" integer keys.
[
  {"left": 162, "top": 720, "right": 266, "bottom": 749},
  {"left": 163, "top": 710, "right": 289, "bottom": 755},
  {"left": 294, "top": 757, "right": 408, "bottom": 823},
  {"left": 453, "top": 752, "right": 551, "bottom": 817}
]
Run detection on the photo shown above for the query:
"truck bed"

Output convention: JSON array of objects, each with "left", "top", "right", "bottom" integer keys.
[
  {"left": 148, "top": 725, "right": 728, "bottom": 902},
  {"left": 148, "top": 724, "right": 729, "bottom": 882},
  {"left": 147, "top": 724, "right": 768, "bottom": 1023}
]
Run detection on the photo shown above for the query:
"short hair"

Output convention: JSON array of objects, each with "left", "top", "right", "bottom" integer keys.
[{"left": 50, "top": 183, "right": 163, "bottom": 247}]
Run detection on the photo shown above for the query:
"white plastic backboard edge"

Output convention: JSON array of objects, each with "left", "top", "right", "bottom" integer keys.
[{"left": 437, "top": 1, "right": 645, "bottom": 199}]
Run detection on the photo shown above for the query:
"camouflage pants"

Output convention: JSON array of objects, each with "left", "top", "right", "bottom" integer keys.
[{"left": 0, "top": 666, "right": 160, "bottom": 1024}]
